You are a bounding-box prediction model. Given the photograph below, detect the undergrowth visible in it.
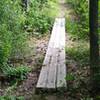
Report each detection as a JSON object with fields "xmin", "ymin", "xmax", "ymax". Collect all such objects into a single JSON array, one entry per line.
[
  {"xmin": 0, "ymin": 0, "xmax": 59, "ymax": 83},
  {"xmin": 65, "ymin": 0, "xmax": 89, "ymax": 40},
  {"xmin": 2, "ymin": 64, "xmax": 31, "ymax": 81},
  {"xmin": 26, "ymin": 0, "xmax": 58, "ymax": 35},
  {"xmin": 0, "ymin": 95, "xmax": 24, "ymax": 100},
  {"xmin": 66, "ymin": 40, "xmax": 89, "ymax": 67}
]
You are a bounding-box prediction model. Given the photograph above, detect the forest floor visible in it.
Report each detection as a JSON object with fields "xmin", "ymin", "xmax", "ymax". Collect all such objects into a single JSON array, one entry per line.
[{"xmin": 0, "ymin": 0, "xmax": 90, "ymax": 100}]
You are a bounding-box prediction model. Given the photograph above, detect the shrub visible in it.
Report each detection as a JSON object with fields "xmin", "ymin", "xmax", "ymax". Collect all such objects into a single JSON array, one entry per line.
[
  {"xmin": 66, "ymin": 0, "xmax": 89, "ymax": 39},
  {"xmin": 0, "ymin": 0, "xmax": 27, "ymax": 70},
  {"xmin": 26, "ymin": 0, "xmax": 54, "ymax": 34},
  {"xmin": 0, "ymin": 96, "xmax": 24, "ymax": 100},
  {"xmin": 3, "ymin": 65, "xmax": 31, "ymax": 80}
]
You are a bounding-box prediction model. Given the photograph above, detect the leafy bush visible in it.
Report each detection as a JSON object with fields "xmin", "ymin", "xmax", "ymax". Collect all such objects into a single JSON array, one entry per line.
[
  {"xmin": 66, "ymin": 0, "xmax": 89, "ymax": 39},
  {"xmin": 0, "ymin": 0, "xmax": 58, "ymax": 79},
  {"xmin": 0, "ymin": 25, "xmax": 12, "ymax": 66},
  {"xmin": 0, "ymin": 96, "xmax": 24, "ymax": 100},
  {"xmin": 0, "ymin": 0, "xmax": 27, "ymax": 69},
  {"xmin": 26, "ymin": 0, "xmax": 54, "ymax": 34},
  {"xmin": 3, "ymin": 65, "xmax": 31, "ymax": 80}
]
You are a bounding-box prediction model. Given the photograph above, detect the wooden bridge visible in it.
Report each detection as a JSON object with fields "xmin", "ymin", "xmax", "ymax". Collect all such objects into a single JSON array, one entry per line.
[{"xmin": 36, "ymin": 18, "xmax": 66, "ymax": 90}]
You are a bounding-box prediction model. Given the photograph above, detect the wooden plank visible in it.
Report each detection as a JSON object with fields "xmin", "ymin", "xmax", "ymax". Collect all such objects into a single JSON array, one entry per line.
[
  {"xmin": 48, "ymin": 18, "xmax": 59, "ymax": 48},
  {"xmin": 46, "ymin": 48, "xmax": 58, "ymax": 88},
  {"xmin": 46, "ymin": 18, "xmax": 66, "ymax": 89},
  {"xmin": 57, "ymin": 18, "xmax": 66, "ymax": 88},
  {"xmin": 37, "ymin": 19, "xmax": 58, "ymax": 88},
  {"xmin": 45, "ymin": 18, "xmax": 61, "ymax": 88},
  {"xmin": 57, "ymin": 49, "xmax": 66, "ymax": 88},
  {"xmin": 37, "ymin": 18, "xmax": 66, "ymax": 90},
  {"xmin": 46, "ymin": 19, "xmax": 60, "ymax": 88}
]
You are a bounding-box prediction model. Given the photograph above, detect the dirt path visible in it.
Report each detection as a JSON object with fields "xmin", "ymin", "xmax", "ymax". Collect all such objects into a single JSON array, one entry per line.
[{"xmin": 58, "ymin": 0, "xmax": 67, "ymax": 17}]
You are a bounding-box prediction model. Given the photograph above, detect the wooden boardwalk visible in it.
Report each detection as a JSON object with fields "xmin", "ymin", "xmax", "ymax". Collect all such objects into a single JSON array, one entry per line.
[{"xmin": 36, "ymin": 18, "xmax": 66, "ymax": 90}]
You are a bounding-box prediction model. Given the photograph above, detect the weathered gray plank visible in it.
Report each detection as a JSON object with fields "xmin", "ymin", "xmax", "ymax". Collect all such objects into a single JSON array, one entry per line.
[
  {"xmin": 36, "ymin": 19, "xmax": 58, "ymax": 88},
  {"xmin": 46, "ymin": 19, "xmax": 60, "ymax": 88},
  {"xmin": 46, "ymin": 49, "xmax": 58, "ymax": 88},
  {"xmin": 36, "ymin": 48, "xmax": 52, "ymax": 88},
  {"xmin": 57, "ymin": 48, "xmax": 66, "ymax": 88},
  {"xmin": 57, "ymin": 18, "xmax": 66, "ymax": 88},
  {"xmin": 36, "ymin": 18, "xmax": 66, "ymax": 90}
]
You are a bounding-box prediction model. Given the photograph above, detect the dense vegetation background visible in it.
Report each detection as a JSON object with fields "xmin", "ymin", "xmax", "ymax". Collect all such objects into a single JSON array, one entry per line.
[
  {"xmin": 0, "ymin": 0, "xmax": 58, "ymax": 99},
  {"xmin": 65, "ymin": 0, "xmax": 89, "ymax": 66},
  {"xmin": 0, "ymin": 0, "xmax": 57, "ymax": 75},
  {"xmin": 66, "ymin": 0, "xmax": 89, "ymax": 39}
]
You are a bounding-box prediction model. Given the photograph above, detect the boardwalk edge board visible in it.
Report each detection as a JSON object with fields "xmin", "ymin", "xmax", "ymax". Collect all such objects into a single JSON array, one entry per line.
[{"xmin": 36, "ymin": 18, "xmax": 66, "ymax": 90}]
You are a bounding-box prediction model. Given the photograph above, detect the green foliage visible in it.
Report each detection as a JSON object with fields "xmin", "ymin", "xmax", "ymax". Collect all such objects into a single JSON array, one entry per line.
[
  {"xmin": 3, "ymin": 65, "xmax": 31, "ymax": 80},
  {"xmin": 0, "ymin": 0, "xmax": 27, "ymax": 69},
  {"xmin": 0, "ymin": 0, "xmax": 58, "ymax": 83},
  {"xmin": 0, "ymin": 96, "xmax": 24, "ymax": 100},
  {"xmin": 66, "ymin": 0, "xmax": 89, "ymax": 39},
  {"xmin": 0, "ymin": 0, "xmax": 57, "ymax": 71},
  {"xmin": 65, "ymin": 73, "xmax": 75, "ymax": 81},
  {"xmin": 26, "ymin": 0, "xmax": 55, "ymax": 34},
  {"xmin": 66, "ymin": 41, "xmax": 89, "ymax": 66},
  {"xmin": 0, "ymin": 25, "xmax": 12, "ymax": 66}
]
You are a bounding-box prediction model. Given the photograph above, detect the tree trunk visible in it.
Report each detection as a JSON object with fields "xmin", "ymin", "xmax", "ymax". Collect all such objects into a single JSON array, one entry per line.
[{"xmin": 89, "ymin": 0, "xmax": 100, "ymax": 96}]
